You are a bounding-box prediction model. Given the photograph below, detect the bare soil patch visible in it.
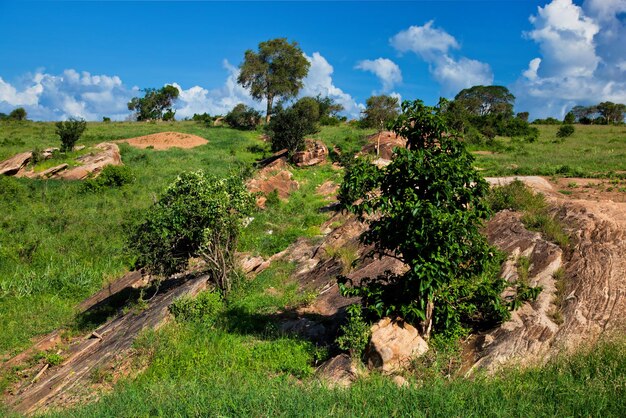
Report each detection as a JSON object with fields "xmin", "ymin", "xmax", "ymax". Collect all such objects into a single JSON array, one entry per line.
[{"xmin": 117, "ymin": 132, "xmax": 208, "ymax": 150}]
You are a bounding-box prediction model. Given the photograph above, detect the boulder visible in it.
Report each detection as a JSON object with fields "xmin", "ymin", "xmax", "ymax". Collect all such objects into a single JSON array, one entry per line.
[
  {"xmin": 239, "ymin": 254, "xmax": 270, "ymax": 276},
  {"xmin": 366, "ymin": 318, "xmax": 428, "ymax": 373},
  {"xmin": 57, "ymin": 142, "xmax": 122, "ymax": 180},
  {"xmin": 246, "ymin": 158, "xmax": 299, "ymax": 208},
  {"xmin": 0, "ymin": 152, "xmax": 32, "ymax": 175},
  {"xmin": 292, "ymin": 139, "xmax": 328, "ymax": 167},
  {"xmin": 361, "ymin": 131, "xmax": 405, "ymax": 160},
  {"xmin": 315, "ymin": 354, "xmax": 359, "ymax": 387}
]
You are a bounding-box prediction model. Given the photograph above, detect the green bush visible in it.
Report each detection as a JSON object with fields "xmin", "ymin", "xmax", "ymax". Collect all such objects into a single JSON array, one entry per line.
[
  {"xmin": 556, "ymin": 124, "xmax": 575, "ymax": 139},
  {"xmin": 83, "ymin": 165, "xmax": 135, "ymax": 192},
  {"xmin": 128, "ymin": 171, "xmax": 254, "ymax": 292},
  {"xmin": 225, "ymin": 104, "xmax": 261, "ymax": 130},
  {"xmin": 268, "ymin": 98, "xmax": 319, "ymax": 155},
  {"xmin": 55, "ymin": 118, "xmax": 87, "ymax": 152},
  {"xmin": 336, "ymin": 305, "xmax": 371, "ymax": 358},
  {"xmin": 169, "ymin": 291, "xmax": 223, "ymax": 324}
]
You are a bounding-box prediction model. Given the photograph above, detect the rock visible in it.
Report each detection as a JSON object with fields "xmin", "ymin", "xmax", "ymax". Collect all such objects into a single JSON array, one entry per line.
[
  {"xmin": 316, "ymin": 180, "xmax": 338, "ymax": 200},
  {"xmin": 280, "ymin": 317, "xmax": 327, "ymax": 343},
  {"xmin": 315, "ymin": 354, "xmax": 359, "ymax": 388},
  {"xmin": 392, "ymin": 374, "xmax": 409, "ymax": 388},
  {"xmin": 57, "ymin": 142, "xmax": 122, "ymax": 180},
  {"xmin": 0, "ymin": 152, "xmax": 32, "ymax": 175},
  {"xmin": 361, "ymin": 131, "xmax": 405, "ymax": 160},
  {"xmin": 246, "ymin": 160, "xmax": 299, "ymax": 208},
  {"xmin": 366, "ymin": 318, "xmax": 428, "ymax": 373},
  {"xmin": 238, "ymin": 254, "xmax": 270, "ymax": 275},
  {"xmin": 37, "ymin": 164, "xmax": 69, "ymax": 179},
  {"xmin": 293, "ymin": 139, "xmax": 328, "ymax": 167}
]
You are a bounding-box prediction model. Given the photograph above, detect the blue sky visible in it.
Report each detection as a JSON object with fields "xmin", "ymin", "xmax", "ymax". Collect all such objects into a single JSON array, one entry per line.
[{"xmin": 0, "ymin": 0, "xmax": 625, "ymax": 121}]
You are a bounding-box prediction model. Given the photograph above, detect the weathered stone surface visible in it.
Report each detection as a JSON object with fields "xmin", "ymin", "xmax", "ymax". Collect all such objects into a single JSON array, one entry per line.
[
  {"xmin": 280, "ymin": 317, "xmax": 327, "ymax": 343},
  {"xmin": 238, "ymin": 254, "xmax": 270, "ymax": 275},
  {"xmin": 293, "ymin": 139, "xmax": 328, "ymax": 167},
  {"xmin": 57, "ymin": 142, "xmax": 122, "ymax": 180},
  {"xmin": 37, "ymin": 164, "xmax": 69, "ymax": 179},
  {"xmin": 366, "ymin": 318, "xmax": 428, "ymax": 373},
  {"xmin": 246, "ymin": 158, "xmax": 299, "ymax": 208},
  {"xmin": 361, "ymin": 131, "xmax": 405, "ymax": 160},
  {"xmin": 0, "ymin": 152, "xmax": 32, "ymax": 175},
  {"xmin": 315, "ymin": 354, "xmax": 359, "ymax": 387}
]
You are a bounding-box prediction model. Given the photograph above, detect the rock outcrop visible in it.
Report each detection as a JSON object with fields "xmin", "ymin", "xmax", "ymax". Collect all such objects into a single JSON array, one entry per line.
[
  {"xmin": 315, "ymin": 354, "xmax": 359, "ymax": 387},
  {"xmin": 0, "ymin": 152, "xmax": 32, "ymax": 175},
  {"xmin": 246, "ymin": 158, "xmax": 299, "ymax": 208},
  {"xmin": 56, "ymin": 143, "xmax": 122, "ymax": 180},
  {"xmin": 293, "ymin": 139, "xmax": 328, "ymax": 167},
  {"xmin": 366, "ymin": 318, "xmax": 428, "ymax": 373}
]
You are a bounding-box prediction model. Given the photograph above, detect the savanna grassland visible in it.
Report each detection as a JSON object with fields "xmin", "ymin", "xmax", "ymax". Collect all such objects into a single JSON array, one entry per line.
[{"xmin": 1, "ymin": 121, "xmax": 625, "ymax": 416}]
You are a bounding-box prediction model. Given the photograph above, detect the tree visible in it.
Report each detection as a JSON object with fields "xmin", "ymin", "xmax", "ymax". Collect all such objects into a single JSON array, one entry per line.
[
  {"xmin": 238, "ymin": 38, "xmax": 310, "ymax": 124},
  {"xmin": 516, "ymin": 112, "xmax": 529, "ymax": 122},
  {"xmin": 8, "ymin": 107, "xmax": 27, "ymax": 121},
  {"xmin": 129, "ymin": 171, "xmax": 254, "ymax": 292},
  {"xmin": 127, "ymin": 85, "xmax": 180, "ymax": 121},
  {"xmin": 225, "ymin": 103, "xmax": 262, "ymax": 130},
  {"xmin": 597, "ymin": 101, "xmax": 626, "ymax": 125},
  {"xmin": 360, "ymin": 95, "xmax": 400, "ymax": 129},
  {"xmin": 314, "ymin": 94, "xmax": 344, "ymax": 125},
  {"xmin": 56, "ymin": 118, "xmax": 87, "ymax": 152},
  {"xmin": 339, "ymin": 99, "xmax": 512, "ymax": 338},
  {"xmin": 563, "ymin": 111, "xmax": 575, "ymax": 124},
  {"xmin": 267, "ymin": 97, "xmax": 319, "ymax": 155},
  {"xmin": 453, "ymin": 85, "xmax": 515, "ymax": 118}
]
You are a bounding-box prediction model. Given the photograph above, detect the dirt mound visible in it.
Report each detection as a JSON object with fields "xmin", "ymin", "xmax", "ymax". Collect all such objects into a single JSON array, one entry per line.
[
  {"xmin": 118, "ymin": 132, "xmax": 208, "ymax": 150},
  {"xmin": 361, "ymin": 131, "xmax": 406, "ymax": 160}
]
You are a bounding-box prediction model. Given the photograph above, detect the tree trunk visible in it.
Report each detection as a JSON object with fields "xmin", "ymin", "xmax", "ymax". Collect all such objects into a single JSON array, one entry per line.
[
  {"xmin": 265, "ymin": 95, "xmax": 274, "ymax": 124},
  {"xmin": 419, "ymin": 300, "xmax": 434, "ymax": 339}
]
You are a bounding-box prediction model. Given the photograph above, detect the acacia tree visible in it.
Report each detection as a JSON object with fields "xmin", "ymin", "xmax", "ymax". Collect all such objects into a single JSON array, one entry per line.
[
  {"xmin": 237, "ymin": 38, "xmax": 310, "ymax": 124},
  {"xmin": 339, "ymin": 99, "xmax": 512, "ymax": 338},
  {"xmin": 597, "ymin": 101, "xmax": 626, "ymax": 125},
  {"xmin": 127, "ymin": 85, "xmax": 180, "ymax": 121},
  {"xmin": 453, "ymin": 85, "xmax": 515, "ymax": 117},
  {"xmin": 360, "ymin": 95, "xmax": 400, "ymax": 129}
]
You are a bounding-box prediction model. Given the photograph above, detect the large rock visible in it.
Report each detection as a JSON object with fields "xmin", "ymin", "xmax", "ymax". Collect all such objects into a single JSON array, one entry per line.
[
  {"xmin": 0, "ymin": 152, "xmax": 32, "ymax": 175},
  {"xmin": 292, "ymin": 139, "xmax": 328, "ymax": 167},
  {"xmin": 366, "ymin": 318, "xmax": 428, "ymax": 373},
  {"xmin": 57, "ymin": 142, "xmax": 122, "ymax": 180},
  {"xmin": 315, "ymin": 354, "xmax": 359, "ymax": 387},
  {"xmin": 361, "ymin": 131, "xmax": 405, "ymax": 160},
  {"xmin": 246, "ymin": 157, "xmax": 299, "ymax": 208}
]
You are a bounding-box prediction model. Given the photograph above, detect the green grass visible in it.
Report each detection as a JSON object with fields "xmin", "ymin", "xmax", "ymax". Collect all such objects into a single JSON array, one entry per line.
[{"xmin": 470, "ymin": 124, "xmax": 626, "ymax": 177}]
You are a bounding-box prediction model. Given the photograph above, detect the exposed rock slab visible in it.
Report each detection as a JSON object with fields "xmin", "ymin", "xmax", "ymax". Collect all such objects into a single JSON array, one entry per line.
[
  {"xmin": 366, "ymin": 318, "xmax": 428, "ymax": 373},
  {"xmin": 0, "ymin": 152, "xmax": 32, "ymax": 175},
  {"xmin": 315, "ymin": 354, "xmax": 359, "ymax": 387},
  {"xmin": 57, "ymin": 142, "xmax": 122, "ymax": 180},
  {"xmin": 361, "ymin": 131, "xmax": 405, "ymax": 160},
  {"xmin": 246, "ymin": 158, "xmax": 299, "ymax": 208},
  {"xmin": 293, "ymin": 139, "xmax": 328, "ymax": 167}
]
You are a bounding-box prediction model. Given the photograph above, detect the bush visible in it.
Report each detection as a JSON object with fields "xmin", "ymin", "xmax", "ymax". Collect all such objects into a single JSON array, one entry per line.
[
  {"xmin": 83, "ymin": 165, "xmax": 135, "ymax": 192},
  {"xmin": 225, "ymin": 104, "xmax": 261, "ymax": 130},
  {"xmin": 8, "ymin": 107, "xmax": 27, "ymax": 121},
  {"xmin": 55, "ymin": 118, "xmax": 87, "ymax": 152},
  {"xmin": 268, "ymin": 98, "xmax": 319, "ymax": 155},
  {"xmin": 128, "ymin": 171, "xmax": 254, "ymax": 292},
  {"xmin": 169, "ymin": 291, "xmax": 223, "ymax": 324},
  {"xmin": 336, "ymin": 305, "xmax": 371, "ymax": 358},
  {"xmin": 102, "ymin": 116, "xmax": 111, "ymax": 123},
  {"xmin": 556, "ymin": 124, "xmax": 575, "ymax": 139}
]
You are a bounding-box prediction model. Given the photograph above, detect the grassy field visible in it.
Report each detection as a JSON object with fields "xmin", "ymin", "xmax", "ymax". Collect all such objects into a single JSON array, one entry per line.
[
  {"xmin": 469, "ymin": 124, "xmax": 626, "ymax": 177},
  {"xmin": 1, "ymin": 120, "xmax": 626, "ymax": 415}
]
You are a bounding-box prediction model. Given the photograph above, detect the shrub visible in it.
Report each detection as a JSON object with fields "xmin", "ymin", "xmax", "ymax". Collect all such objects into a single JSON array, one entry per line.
[
  {"xmin": 556, "ymin": 124, "xmax": 575, "ymax": 139},
  {"xmin": 336, "ymin": 305, "xmax": 371, "ymax": 358},
  {"xmin": 55, "ymin": 118, "xmax": 87, "ymax": 152},
  {"xmin": 338, "ymin": 99, "xmax": 509, "ymax": 338},
  {"xmin": 83, "ymin": 165, "xmax": 135, "ymax": 192},
  {"xmin": 8, "ymin": 107, "xmax": 27, "ymax": 121},
  {"xmin": 102, "ymin": 116, "xmax": 111, "ymax": 123},
  {"xmin": 169, "ymin": 291, "xmax": 223, "ymax": 324},
  {"xmin": 225, "ymin": 103, "xmax": 261, "ymax": 130},
  {"xmin": 128, "ymin": 171, "xmax": 254, "ymax": 292},
  {"xmin": 268, "ymin": 99, "xmax": 319, "ymax": 155}
]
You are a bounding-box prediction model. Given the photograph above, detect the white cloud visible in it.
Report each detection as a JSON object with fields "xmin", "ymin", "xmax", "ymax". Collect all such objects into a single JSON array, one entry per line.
[
  {"xmin": 300, "ymin": 52, "xmax": 363, "ymax": 118},
  {"xmin": 390, "ymin": 21, "xmax": 459, "ymax": 59},
  {"xmin": 431, "ymin": 56, "xmax": 493, "ymax": 96},
  {"xmin": 390, "ymin": 21, "xmax": 493, "ymax": 96},
  {"xmin": 355, "ymin": 58, "xmax": 402, "ymax": 93},
  {"xmin": 513, "ymin": 0, "xmax": 626, "ymax": 120}
]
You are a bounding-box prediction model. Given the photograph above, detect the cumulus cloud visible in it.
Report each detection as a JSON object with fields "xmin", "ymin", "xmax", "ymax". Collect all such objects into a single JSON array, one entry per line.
[
  {"xmin": 300, "ymin": 52, "xmax": 363, "ymax": 118},
  {"xmin": 355, "ymin": 58, "xmax": 402, "ymax": 93},
  {"xmin": 390, "ymin": 21, "xmax": 493, "ymax": 96},
  {"xmin": 0, "ymin": 69, "xmax": 132, "ymax": 120},
  {"xmin": 513, "ymin": 0, "xmax": 626, "ymax": 119}
]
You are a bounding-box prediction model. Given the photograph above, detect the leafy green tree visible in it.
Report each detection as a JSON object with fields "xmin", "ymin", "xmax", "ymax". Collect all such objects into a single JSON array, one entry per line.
[
  {"xmin": 597, "ymin": 101, "xmax": 626, "ymax": 125},
  {"xmin": 454, "ymin": 85, "xmax": 515, "ymax": 118},
  {"xmin": 360, "ymin": 95, "xmax": 400, "ymax": 129},
  {"xmin": 225, "ymin": 104, "xmax": 262, "ymax": 130},
  {"xmin": 129, "ymin": 171, "xmax": 254, "ymax": 292},
  {"xmin": 563, "ymin": 111, "xmax": 575, "ymax": 124},
  {"xmin": 238, "ymin": 38, "xmax": 310, "ymax": 124},
  {"xmin": 268, "ymin": 97, "xmax": 319, "ymax": 155},
  {"xmin": 516, "ymin": 112, "xmax": 529, "ymax": 122},
  {"xmin": 8, "ymin": 107, "xmax": 27, "ymax": 121},
  {"xmin": 127, "ymin": 85, "xmax": 180, "ymax": 121},
  {"xmin": 556, "ymin": 124, "xmax": 575, "ymax": 139},
  {"xmin": 339, "ymin": 99, "xmax": 510, "ymax": 338},
  {"xmin": 314, "ymin": 94, "xmax": 344, "ymax": 125},
  {"xmin": 55, "ymin": 118, "xmax": 87, "ymax": 152}
]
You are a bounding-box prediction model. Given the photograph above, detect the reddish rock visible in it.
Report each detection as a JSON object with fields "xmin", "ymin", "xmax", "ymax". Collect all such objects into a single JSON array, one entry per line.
[
  {"xmin": 246, "ymin": 158, "xmax": 299, "ymax": 208},
  {"xmin": 366, "ymin": 317, "xmax": 428, "ymax": 373},
  {"xmin": 293, "ymin": 139, "xmax": 328, "ymax": 167},
  {"xmin": 57, "ymin": 142, "xmax": 122, "ymax": 180},
  {"xmin": 361, "ymin": 131, "xmax": 406, "ymax": 160},
  {"xmin": 0, "ymin": 152, "xmax": 32, "ymax": 175}
]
